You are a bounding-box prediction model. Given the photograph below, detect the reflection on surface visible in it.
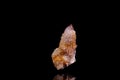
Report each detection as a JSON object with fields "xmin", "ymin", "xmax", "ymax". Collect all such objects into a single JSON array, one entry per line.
[{"xmin": 53, "ymin": 74, "xmax": 76, "ymax": 80}]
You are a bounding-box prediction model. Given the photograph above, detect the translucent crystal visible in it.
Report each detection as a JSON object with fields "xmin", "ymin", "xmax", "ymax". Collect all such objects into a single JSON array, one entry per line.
[{"xmin": 51, "ymin": 24, "xmax": 77, "ymax": 70}]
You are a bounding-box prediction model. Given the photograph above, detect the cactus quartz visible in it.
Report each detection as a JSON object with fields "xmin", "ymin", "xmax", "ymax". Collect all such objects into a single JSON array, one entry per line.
[{"xmin": 51, "ymin": 24, "xmax": 77, "ymax": 70}]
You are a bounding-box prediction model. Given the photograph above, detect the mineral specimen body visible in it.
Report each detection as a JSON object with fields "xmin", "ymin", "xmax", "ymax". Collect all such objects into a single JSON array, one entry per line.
[{"xmin": 51, "ymin": 24, "xmax": 77, "ymax": 70}]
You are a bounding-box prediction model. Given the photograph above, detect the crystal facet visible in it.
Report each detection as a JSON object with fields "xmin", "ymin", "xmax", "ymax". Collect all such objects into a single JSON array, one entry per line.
[{"xmin": 51, "ymin": 24, "xmax": 77, "ymax": 70}]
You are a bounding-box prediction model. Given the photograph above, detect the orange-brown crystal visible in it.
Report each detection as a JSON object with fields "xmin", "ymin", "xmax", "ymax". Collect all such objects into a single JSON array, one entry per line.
[{"xmin": 51, "ymin": 24, "xmax": 77, "ymax": 70}]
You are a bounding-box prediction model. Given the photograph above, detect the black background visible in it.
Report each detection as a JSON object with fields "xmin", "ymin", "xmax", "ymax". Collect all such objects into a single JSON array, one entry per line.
[
  {"xmin": 22, "ymin": 9, "xmax": 90, "ymax": 79},
  {"xmin": 2, "ymin": 2, "xmax": 116, "ymax": 79}
]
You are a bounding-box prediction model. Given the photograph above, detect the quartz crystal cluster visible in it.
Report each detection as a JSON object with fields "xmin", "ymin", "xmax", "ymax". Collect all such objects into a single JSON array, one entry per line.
[{"xmin": 51, "ymin": 24, "xmax": 77, "ymax": 70}]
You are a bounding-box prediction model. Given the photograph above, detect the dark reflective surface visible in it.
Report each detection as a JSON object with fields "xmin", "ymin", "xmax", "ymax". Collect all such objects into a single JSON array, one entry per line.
[{"xmin": 53, "ymin": 74, "xmax": 76, "ymax": 80}]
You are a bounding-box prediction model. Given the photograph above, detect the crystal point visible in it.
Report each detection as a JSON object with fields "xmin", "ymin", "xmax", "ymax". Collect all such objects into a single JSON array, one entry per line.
[{"xmin": 51, "ymin": 24, "xmax": 77, "ymax": 70}]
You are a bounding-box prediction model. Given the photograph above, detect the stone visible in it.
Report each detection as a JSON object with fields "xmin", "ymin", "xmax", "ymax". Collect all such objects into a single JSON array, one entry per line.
[{"xmin": 51, "ymin": 24, "xmax": 77, "ymax": 70}]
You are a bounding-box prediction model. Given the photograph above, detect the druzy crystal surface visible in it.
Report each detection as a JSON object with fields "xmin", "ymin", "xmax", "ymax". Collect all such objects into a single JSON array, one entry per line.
[{"xmin": 51, "ymin": 24, "xmax": 77, "ymax": 70}]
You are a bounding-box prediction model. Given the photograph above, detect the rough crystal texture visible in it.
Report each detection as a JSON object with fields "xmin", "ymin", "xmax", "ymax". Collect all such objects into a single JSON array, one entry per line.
[{"xmin": 51, "ymin": 24, "xmax": 77, "ymax": 70}]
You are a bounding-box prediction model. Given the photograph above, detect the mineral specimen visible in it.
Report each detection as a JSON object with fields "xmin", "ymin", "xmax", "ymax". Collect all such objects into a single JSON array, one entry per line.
[{"xmin": 51, "ymin": 24, "xmax": 77, "ymax": 70}]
